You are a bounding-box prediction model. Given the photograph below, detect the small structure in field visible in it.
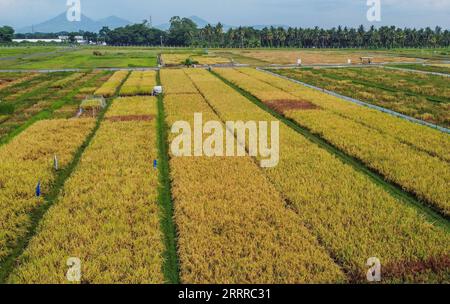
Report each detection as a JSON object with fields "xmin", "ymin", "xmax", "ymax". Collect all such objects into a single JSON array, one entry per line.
[
  {"xmin": 79, "ymin": 96, "xmax": 106, "ymax": 117},
  {"xmin": 153, "ymin": 86, "xmax": 163, "ymax": 96},
  {"xmin": 297, "ymin": 58, "xmax": 302, "ymax": 66},
  {"xmin": 360, "ymin": 57, "xmax": 374, "ymax": 64}
]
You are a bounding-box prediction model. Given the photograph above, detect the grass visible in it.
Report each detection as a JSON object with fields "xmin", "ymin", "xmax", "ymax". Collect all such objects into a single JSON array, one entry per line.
[
  {"xmin": 0, "ymin": 48, "xmax": 159, "ymax": 69},
  {"xmin": 155, "ymin": 70, "xmax": 180, "ymax": 284},
  {"xmin": 0, "ymin": 46, "xmax": 59, "ymax": 58}
]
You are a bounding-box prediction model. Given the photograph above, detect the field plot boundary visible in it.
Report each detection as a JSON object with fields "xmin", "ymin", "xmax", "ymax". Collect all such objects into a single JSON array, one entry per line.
[
  {"xmin": 155, "ymin": 71, "xmax": 181, "ymax": 284},
  {"xmin": 211, "ymin": 69, "xmax": 450, "ymax": 229},
  {"xmin": 259, "ymin": 68, "xmax": 450, "ymax": 134}
]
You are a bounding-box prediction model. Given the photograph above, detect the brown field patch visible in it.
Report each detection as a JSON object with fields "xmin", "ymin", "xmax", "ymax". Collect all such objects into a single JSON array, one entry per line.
[
  {"xmin": 382, "ymin": 254, "xmax": 450, "ymax": 282},
  {"xmin": 105, "ymin": 115, "xmax": 154, "ymax": 122},
  {"xmin": 265, "ymin": 99, "xmax": 320, "ymax": 113},
  {"xmin": 345, "ymin": 254, "xmax": 450, "ymax": 283}
]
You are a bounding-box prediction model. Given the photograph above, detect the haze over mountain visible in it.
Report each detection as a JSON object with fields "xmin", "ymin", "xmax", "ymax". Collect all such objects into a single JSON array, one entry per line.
[
  {"xmin": 17, "ymin": 13, "xmax": 131, "ymax": 33},
  {"xmin": 17, "ymin": 13, "xmax": 286, "ymax": 34}
]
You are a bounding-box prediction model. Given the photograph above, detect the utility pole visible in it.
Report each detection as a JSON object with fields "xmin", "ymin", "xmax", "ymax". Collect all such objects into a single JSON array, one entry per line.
[
  {"xmin": 160, "ymin": 35, "xmax": 163, "ymax": 48},
  {"xmin": 149, "ymin": 16, "xmax": 152, "ymax": 28}
]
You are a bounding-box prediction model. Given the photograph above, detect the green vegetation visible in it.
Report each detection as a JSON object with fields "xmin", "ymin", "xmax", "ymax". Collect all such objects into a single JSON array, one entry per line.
[
  {"xmin": 0, "ymin": 71, "xmax": 111, "ymax": 144},
  {"xmin": 0, "ymin": 47, "xmax": 158, "ymax": 69},
  {"xmin": 0, "ymin": 47, "xmax": 60, "ymax": 58}
]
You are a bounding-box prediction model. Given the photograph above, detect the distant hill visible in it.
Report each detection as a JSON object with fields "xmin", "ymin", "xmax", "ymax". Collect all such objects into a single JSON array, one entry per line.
[
  {"xmin": 17, "ymin": 13, "xmax": 287, "ymax": 34},
  {"xmin": 17, "ymin": 13, "xmax": 131, "ymax": 33}
]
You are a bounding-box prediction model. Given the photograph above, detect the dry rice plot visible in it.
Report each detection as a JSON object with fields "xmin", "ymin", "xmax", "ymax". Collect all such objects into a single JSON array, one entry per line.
[
  {"xmin": 8, "ymin": 96, "xmax": 165, "ymax": 284},
  {"xmin": 161, "ymin": 69, "xmax": 346, "ymax": 284},
  {"xmin": 0, "ymin": 118, "xmax": 96, "ymax": 264},
  {"xmin": 186, "ymin": 68, "xmax": 450, "ymax": 283},
  {"xmin": 94, "ymin": 70, "xmax": 129, "ymax": 97},
  {"xmin": 216, "ymin": 68, "xmax": 450, "ymax": 217},
  {"xmin": 119, "ymin": 71, "xmax": 157, "ymax": 96}
]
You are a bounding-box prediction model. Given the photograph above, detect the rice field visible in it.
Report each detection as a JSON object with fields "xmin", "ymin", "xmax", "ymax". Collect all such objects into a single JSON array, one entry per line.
[
  {"xmin": 388, "ymin": 64, "xmax": 450, "ymax": 75},
  {"xmin": 0, "ymin": 48, "xmax": 449, "ymax": 285},
  {"xmin": 161, "ymin": 53, "xmax": 230, "ymax": 66},
  {"xmin": 0, "ymin": 71, "xmax": 111, "ymax": 142},
  {"xmin": 119, "ymin": 71, "xmax": 157, "ymax": 96},
  {"xmin": 215, "ymin": 67, "xmax": 450, "ymax": 217},
  {"xmin": 271, "ymin": 67, "xmax": 450, "ymax": 127},
  {"xmin": 94, "ymin": 70, "xmax": 129, "ymax": 97},
  {"xmin": 229, "ymin": 49, "xmax": 414, "ymax": 65}
]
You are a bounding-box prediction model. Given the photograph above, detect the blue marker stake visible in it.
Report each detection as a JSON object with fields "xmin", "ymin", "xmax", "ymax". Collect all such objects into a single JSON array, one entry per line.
[
  {"xmin": 35, "ymin": 180, "xmax": 41, "ymax": 197},
  {"xmin": 153, "ymin": 160, "xmax": 157, "ymax": 169}
]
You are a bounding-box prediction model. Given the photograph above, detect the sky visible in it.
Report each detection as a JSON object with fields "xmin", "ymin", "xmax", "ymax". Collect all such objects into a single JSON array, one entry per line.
[{"xmin": 0, "ymin": 0, "xmax": 449, "ymax": 29}]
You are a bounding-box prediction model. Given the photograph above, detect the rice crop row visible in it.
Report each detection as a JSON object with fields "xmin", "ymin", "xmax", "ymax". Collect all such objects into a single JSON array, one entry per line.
[
  {"xmin": 94, "ymin": 70, "xmax": 129, "ymax": 97},
  {"xmin": 0, "ymin": 72, "xmax": 100, "ymax": 141},
  {"xmin": 160, "ymin": 69, "xmax": 198, "ymax": 94},
  {"xmin": 186, "ymin": 68, "xmax": 450, "ymax": 282},
  {"xmin": 0, "ymin": 73, "xmax": 38, "ymax": 91},
  {"xmin": 52, "ymin": 71, "xmax": 113, "ymax": 119},
  {"xmin": 160, "ymin": 69, "xmax": 346, "ymax": 284},
  {"xmin": 119, "ymin": 71, "xmax": 156, "ymax": 96},
  {"xmin": 388, "ymin": 64, "xmax": 450, "ymax": 75},
  {"xmin": 215, "ymin": 68, "xmax": 450, "ymax": 216},
  {"xmin": 240, "ymin": 67, "xmax": 450, "ymax": 161},
  {"xmin": 272, "ymin": 67, "xmax": 450, "ymax": 127},
  {"xmin": 8, "ymin": 96, "xmax": 165, "ymax": 284},
  {"xmin": 50, "ymin": 73, "xmax": 86, "ymax": 88},
  {"xmin": 0, "ymin": 118, "xmax": 96, "ymax": 264},
  {"xmin": 161, "ymin": 53, "xmax": 229, "ymax": 66}
]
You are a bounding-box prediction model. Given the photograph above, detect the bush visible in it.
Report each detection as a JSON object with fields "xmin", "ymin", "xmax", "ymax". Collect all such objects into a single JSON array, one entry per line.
[
  {"xmin": 182, "ymin": 58, "xmax": 199, "ymax": 67},
  {"xmin": 93, "ymin": 51, "xmax": 105, "ymax": 56}
]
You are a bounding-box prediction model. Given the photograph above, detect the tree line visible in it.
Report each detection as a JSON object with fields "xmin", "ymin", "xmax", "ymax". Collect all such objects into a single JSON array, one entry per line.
[{"xmin": 4, "ymin": 17, "xmax": 450, "ymax": 48}]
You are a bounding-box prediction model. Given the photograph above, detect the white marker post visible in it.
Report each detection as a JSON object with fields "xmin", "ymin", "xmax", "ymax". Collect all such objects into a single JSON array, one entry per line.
[{"xmin": 54, "ymin": 155, "xmax": 59, "ymax": 171}]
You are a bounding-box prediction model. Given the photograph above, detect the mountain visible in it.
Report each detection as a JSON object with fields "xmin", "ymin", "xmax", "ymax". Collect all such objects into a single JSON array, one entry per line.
[
  {"xmin": 18, "ymin": 13, "xmax": 286, "ymax": 34},
  {"xmin": 17, "ymin": 13, "xmax": 131, "ymax": 33},
  {"xmin": 188, "ymin": 16, "xmax": 210, "ymax": 28}
]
